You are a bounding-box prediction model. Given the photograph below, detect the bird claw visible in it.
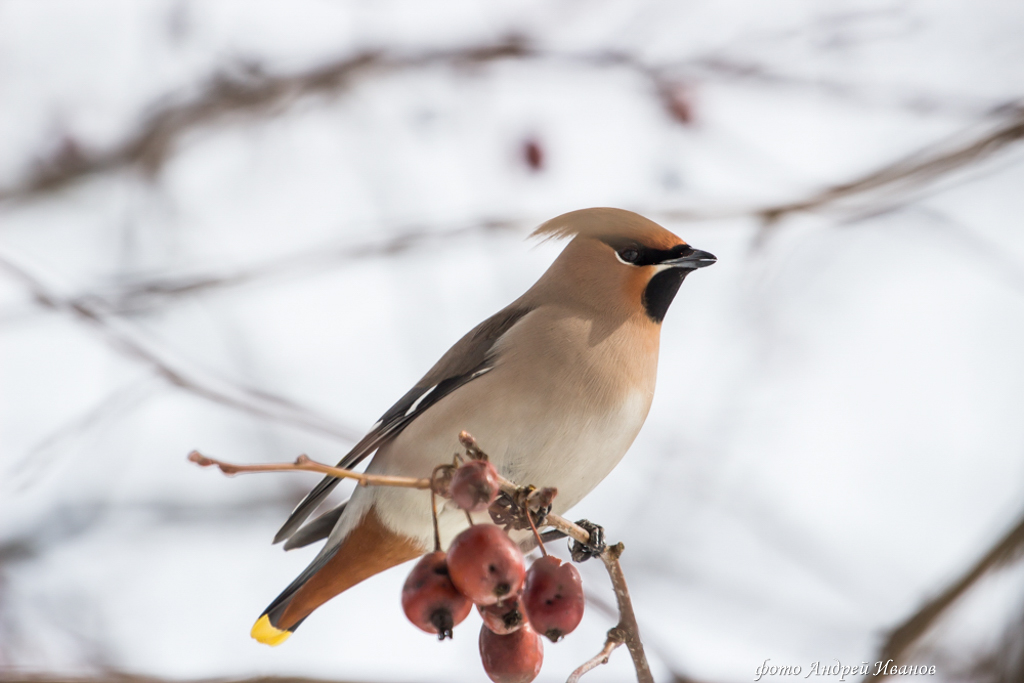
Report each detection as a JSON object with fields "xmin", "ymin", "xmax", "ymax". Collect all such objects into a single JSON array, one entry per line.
[{"xmin": 570, "ymin": 519, "xmax": 606, "ymax": 562}]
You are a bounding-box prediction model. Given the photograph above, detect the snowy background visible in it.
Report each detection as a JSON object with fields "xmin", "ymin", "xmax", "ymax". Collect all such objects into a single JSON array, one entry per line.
[{"xmin": 2, "ymin": 1, "xmax": 1024, "ymax": 682}]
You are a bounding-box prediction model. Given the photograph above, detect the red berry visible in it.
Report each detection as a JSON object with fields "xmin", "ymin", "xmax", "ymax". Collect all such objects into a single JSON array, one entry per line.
[
  {"xmin": 401, "ymin": 551, "xmax": 472, "ymax": 639},
  {"xmin": 479, "ymin": 621, "xmax": 544, "ymax": 683},
  {"xmin": 522, "ymin": 555, "xmax": 584, "ymax": 642},
  {"xmin": 478, "ymin": 593, "xmax": 525, "ymax": 635},
  {"xmin": 447, "ymin": 525, "xmax": 526, "ymax": 606},
  {"xmin": 450, "ymin": 459, "xmax": 501, "ymax": 512}
]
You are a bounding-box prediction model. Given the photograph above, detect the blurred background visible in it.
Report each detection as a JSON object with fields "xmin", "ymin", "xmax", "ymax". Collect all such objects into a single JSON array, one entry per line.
[{"xmin": 2, "ymin": 1, "xmax": 1024, "ymax": 681}]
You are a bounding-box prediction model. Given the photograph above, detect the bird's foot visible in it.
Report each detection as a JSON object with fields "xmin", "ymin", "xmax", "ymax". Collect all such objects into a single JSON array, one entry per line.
[{"xmin": 570, "ymin": 519, "xmax": 606, "ymax": 562}]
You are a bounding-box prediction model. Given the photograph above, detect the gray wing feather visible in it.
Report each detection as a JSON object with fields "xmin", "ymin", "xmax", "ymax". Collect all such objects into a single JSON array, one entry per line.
[
  {"xmin": 272, "ymin": 305, "xmax": 533, "ymax": 544},
  {"xmin": 282, "ymin": 502, "xmax": 347, "ymax": 550}
]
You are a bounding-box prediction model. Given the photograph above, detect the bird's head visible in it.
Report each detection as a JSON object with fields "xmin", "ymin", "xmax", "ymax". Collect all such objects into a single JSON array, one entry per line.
[{"xmin": 530, "ymin": 207, "xmax": 715, "ymax": 323}]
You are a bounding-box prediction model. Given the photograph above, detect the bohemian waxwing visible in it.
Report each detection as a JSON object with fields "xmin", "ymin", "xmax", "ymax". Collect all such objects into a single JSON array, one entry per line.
[{"xmin": 251, "ymin": 207, "xmax": 715, "ymax": 645}]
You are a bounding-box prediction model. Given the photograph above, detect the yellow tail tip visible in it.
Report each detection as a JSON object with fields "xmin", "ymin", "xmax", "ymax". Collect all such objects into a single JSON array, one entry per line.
[{"xmin": 251, "ymin": 614, "xmax": 291, "ymax": 646}]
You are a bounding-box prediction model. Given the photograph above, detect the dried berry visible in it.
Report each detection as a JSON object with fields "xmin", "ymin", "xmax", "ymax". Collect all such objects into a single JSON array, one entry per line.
[
  {"xmin": 401, "ymin": 551, "xmax": 472, "ymax": 639},
  {"xmin": 479, "ymin": 621, "xmax": 544, "ymax": 683},
  {"xmin": 450, "ymin": 459, "xmax": 501, "ymax": 512},
  {"xmin": 447, "ymin": 524, "xmax": 526, "ymax": 606},
  {"xmin": 478, "ymin": 593, "xmax": 525, "ymax": 635},
  {"xmin": 522, "ymin": 555, "xmax": 585, "ymax": 642}
]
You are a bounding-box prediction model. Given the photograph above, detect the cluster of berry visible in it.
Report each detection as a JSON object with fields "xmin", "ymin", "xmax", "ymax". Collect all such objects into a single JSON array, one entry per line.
[{"xmin": 401, "ymin": 458, "xmax": 586, "ymax": 683}]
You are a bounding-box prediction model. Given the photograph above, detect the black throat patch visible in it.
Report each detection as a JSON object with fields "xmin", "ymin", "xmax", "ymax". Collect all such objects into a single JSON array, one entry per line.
[{"xmin": 642, "ymin": 268, "xmax": 688, "ymax": 323}]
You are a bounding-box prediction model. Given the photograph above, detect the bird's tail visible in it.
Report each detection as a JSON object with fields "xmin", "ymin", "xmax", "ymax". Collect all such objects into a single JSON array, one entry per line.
[
  {"xmin": 251, "ymin": 548, "xmax": 336, "ymax": 646},
  {"xmin": 251, "ymin": 505, "xmax": 424, "ymax": 646}
]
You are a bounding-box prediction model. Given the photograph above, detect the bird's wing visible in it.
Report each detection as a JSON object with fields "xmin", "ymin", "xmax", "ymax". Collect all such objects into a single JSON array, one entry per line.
[
  {"xmin": 281, "ymin": 502, "xmax": 347, "ymax": 550},
  {"xmin": 272, "ymin": 304, "xmax": 534, "ymax": 544}
]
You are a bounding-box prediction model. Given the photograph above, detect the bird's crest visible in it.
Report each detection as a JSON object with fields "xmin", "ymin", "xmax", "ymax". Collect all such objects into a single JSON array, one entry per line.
[{"xmin": 531, "ymin": 207, "xmax": 682, "ymax": 250}]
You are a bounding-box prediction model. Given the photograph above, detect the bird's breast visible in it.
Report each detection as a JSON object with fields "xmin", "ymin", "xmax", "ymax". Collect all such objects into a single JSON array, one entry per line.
[{"xmin": 358, "ymin": 309, "xmax": 659, "ymax": 547}]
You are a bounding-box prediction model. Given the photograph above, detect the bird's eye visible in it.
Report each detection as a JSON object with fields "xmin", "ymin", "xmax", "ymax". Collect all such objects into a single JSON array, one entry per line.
[{"xmin": 618, "ymin": 249, "xmax": 640, "ymax": 264}]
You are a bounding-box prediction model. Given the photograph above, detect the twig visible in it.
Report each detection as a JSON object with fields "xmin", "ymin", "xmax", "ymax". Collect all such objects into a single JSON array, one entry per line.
[
  {"xmin": 567, "ymin": 628, "xmax": 626, "ymax": 683},
  {"xmin": 190, "ymin": 433, "xmax": 653, "ymax": 683},
  {"xmin": 866, "ymin": 508, "xmax": 1024, "ymax": 680},
  {"xmin": 598, "ymin": 544, "xmax": 653, "ymax": 683},
  {"xmin": 653, "ymin": 108, "xmax": 1024, "ymax": 238},
  {"xmin": 0, "ymin": 38, "xmax": 672, "ymax": 203},
  {"xmin": 16, "ymin": 108, "xmax": 1020, "ymax": 323},
  {"xmin": 752, "ymin": 112, "xmax": 1024, "ymax": 225},
  {"xmin": 4, "ymin": 26, "xmax": 1015, "ymax": 206},
  {"xmin": 0, "ymin": 253, "xmax": 364, "ymax": 443},
  {"xmin": 73, "ymin": 217, "xmax": 525, "ymax": 315},
  {"xmin": 187, "ymin": 451, "xmax": 430, "ymax": 490}
]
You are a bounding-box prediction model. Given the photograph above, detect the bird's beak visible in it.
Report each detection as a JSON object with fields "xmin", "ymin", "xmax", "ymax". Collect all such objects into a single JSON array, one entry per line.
[{"xmin": 664, "ymin": 248, "xmax": 716, "ymax": 269}]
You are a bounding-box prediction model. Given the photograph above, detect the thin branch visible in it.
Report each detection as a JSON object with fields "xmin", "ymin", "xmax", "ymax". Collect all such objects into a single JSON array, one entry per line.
[
  {"xmin": 465, "ymin": 431, "xmax": 652, "ymax": 681},
  {"xmin": 0, "ymin": 37, "xmax": 665, "ymax": 203},
  {"xmin": 599, "ymin": 544, "xmax": 654, "ymax": 683},
  {"xmin": 73, "ymin": 217, "xmax": 525, "ymax": 315},
  {"xmin": 190, "ymin": 433, "xmax": 652, "ymax": 683},
  {"xmin": 34, "ymin": 107, "xmax": 1024, "ymax": 322},
  {"xmin": 187, "ymin": 451, "xmax": 430, "ymax": 490},
  {"xmin": 4, "ymin": 25, "xmax": 1014, "ymax": 206},
  {"xmin": 567, "ymin": 628, "xmax": 625, "ymax": 683},
  {"xmin": 655, "ymin": 107, "xmax": 1024, "ymax": 236},
  {"xmin": 753, "ymin": 111, "xmax": 1024, "ymax": 224},
  {"xmin": 690, "ymin": 56, "xmax": 1019, "ymax": 119},
  {"xmin": 866, "ymin": 508, "xmax": 1024, "ymax": 680},
  {"xmin": 0, "ymin": 253, "xmax": 364, "ymax": 443}
]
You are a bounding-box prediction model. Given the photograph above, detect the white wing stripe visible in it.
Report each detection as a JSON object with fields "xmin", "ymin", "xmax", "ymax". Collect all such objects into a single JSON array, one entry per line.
[{"xmin": 405, "ymin": 384, "xmax": 438, "ymax": 417}]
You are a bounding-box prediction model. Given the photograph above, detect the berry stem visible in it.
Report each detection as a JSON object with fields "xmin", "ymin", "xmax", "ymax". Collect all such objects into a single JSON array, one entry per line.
[
  {"xmin": 525, "ymin": 502, "xmax": 548, "ymax": 557},
  {"xmin": 429, "ymin": 465, "xmax": 445, "ymax": 551}
]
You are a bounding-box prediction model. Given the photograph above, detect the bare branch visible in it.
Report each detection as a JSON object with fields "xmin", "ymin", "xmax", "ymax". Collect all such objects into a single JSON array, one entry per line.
[
  {"xmin": 38, "ymin": 108, "xmax": 1024, "ymax": 324},
  {"xmin": 76, "ymin": 217, "xmax": 525, "ymax": 315},
  {"xmin": 690, "ymin": 56, "xmax": 1019, "ymax": 119},
  {"xmin": 866, "ymin": 508, "xmax": 1024, "ymax": 680},
  {"xmin": 753, "ymin": 111, "xmax": 1024, "ymax": 224},
  {"xmin": 190, "ymin": 433, "xmax": 653, "ymax": 682},
  {"xmin": 0, "ymin": 253, "xmax": 364, "ymax": 443},
  {"xmin": 0, "ymin": 37, "xmax": 667, "ymax": 203},
  {"xmin": 567, "ymin": 628, "xmax": 625, "ymax": 683},
  {"xmin": 656, "ymin": 107, "xmax": 1024, "ymax": 236},
  {"xmin": 188, "ymin": 451, "xmax": 430, "ymax": 490},
  {"xmin": 598, "ymin": 544, "xmax": 654, "ymax": 683}
]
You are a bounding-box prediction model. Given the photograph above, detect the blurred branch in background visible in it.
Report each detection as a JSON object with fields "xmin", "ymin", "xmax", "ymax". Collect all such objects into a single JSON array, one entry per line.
[
  {"xmin": 3, "ymin": 33, "xmax": 1019, "ymax": 209},
  {"xmin": 69, "ymin": 218, "xmax": 525, "ymax": 315},
  {"xmin": 12, "ymin": 105, "xmax": 1021, "ymax": 324},
  {"xmin": 747, "ymin": 108, "xmax": 1024, "ymax": 240},
  {"xmin": 0, "ymin": 254, "xmax": 363, "ymax": 443},
  {"xmin": 0, "ymin": 36, "xmax": 671, "ymax": 203},
  {"xmin": 657, "ymin": 106, "xmax": 1024, "ymax": 246},
  {"xmin": 868, "ymin": 507, "xmax": 1024, "ymax": 681},
  {"xmin": 3, "ymin": 4, "xmax": 1024, "ymax": 680}
]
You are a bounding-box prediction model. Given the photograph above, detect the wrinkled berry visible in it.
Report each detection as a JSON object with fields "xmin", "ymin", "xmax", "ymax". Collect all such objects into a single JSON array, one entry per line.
[
  {"xmin": 450, "ymin": 459, "xmax": 501, "ymax": 512},
  {"xmin": 401, "ymin": 551, "xmax": 472, "ymax": 639},
  {"xmin": 447, "ymin": 524, "xmax": 526, "ymax": 606},
  {"xmin": 522, "ymin": 555, "xmax": 584, "ymax": 642},
  {"xmin": 478, "ymin": 593, "xmax": 525, "ymax": 635},
  {"xmin": 479, "ymin": 621, "xmax": 544, "ymax": 683}
]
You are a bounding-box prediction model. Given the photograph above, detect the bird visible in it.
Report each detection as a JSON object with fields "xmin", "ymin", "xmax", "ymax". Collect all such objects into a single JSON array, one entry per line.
[{"xmin": 251, "ymin": 207, "xmax": 715, "ymax": 645}]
